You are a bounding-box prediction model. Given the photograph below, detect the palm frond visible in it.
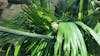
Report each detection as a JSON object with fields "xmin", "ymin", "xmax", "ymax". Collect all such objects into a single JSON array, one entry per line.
[
  {"xmin": 75, "ymin": 21, "xmax": 100, "ymax": 45},
  {"xmin": 14, "ymin": 38, "xmax": 25, "ymax": 56},
  {"xmin": 54, "ymin": 22, "xmax": 87, "ymax": 56},
  {"xmin": 0, "ymin": 0, "xmax": 100, "ymax": 56}
]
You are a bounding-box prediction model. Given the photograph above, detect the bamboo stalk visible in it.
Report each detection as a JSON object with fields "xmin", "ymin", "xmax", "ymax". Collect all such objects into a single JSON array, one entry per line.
[{"xmin": 0, "ymin": 26, "xmax": 54, "ymax": 39}]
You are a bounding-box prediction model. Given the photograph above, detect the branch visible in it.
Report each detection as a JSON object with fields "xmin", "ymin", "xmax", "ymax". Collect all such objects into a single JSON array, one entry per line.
[{"xmin": 0, "ymin": 26, "xmax": 54, "ymax": 39}]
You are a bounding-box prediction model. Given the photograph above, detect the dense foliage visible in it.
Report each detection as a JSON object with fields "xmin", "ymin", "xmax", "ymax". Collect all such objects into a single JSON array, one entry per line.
[{"xmin": 0, "ymin": 0, "xmax": 100, "ymax": 56}]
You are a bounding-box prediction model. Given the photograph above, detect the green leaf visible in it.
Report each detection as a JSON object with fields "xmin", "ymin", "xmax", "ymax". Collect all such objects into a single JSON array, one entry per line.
[
  {"xmin": 6, "ymin": 44, "xmax": 12, "ymax": 56},
  {"xmin": 94, "ymin": 23, "xmax": 100, "ymax": 35},
  {"xmin": 14, "ymin": 38, "xmax": 25, "ymax": 56},
  {"xmin": 75, "ymin": 21, "xmax": 100, "ymax": 45},
  {"xmin": 54, "ymin": 22, "xmax": 64, "ymax": 56},
  {"xmin": 31, "ymin": 39, "xmax": 47, "ymax": 56},
  {"xmin": 55, "ymin": 22, "xmax": 87, "ymax": 56},
  {"xmin": 25, "ymin": 39, "xmax": 38, "ymax": 53}
]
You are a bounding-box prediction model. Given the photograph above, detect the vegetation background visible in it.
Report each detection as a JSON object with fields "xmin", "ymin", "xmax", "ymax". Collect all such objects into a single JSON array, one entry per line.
[{"xmin": 0, "ymin": 0, "xmax": 100, "ymax": 56}]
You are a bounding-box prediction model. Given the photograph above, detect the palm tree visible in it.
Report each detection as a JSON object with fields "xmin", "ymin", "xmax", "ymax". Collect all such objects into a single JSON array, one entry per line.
[{"xmin": 0, "ymin": 0, "xmax": 100, "ymax": 56}]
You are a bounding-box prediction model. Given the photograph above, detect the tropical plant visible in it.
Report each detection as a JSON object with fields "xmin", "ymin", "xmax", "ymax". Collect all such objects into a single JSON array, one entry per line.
[{"xmin": 0, "ymin": 0, "xmax": 100, "ymax": 56}]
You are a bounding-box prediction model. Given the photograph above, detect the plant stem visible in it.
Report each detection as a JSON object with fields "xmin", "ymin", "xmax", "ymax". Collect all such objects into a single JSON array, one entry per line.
[
  {"xmin": 78, "ymin": 0, "xmax": 84, "ymax": 20},
  {"xmin": 0, "ymin": 26, "xmax": 54, "ymax": 39}
]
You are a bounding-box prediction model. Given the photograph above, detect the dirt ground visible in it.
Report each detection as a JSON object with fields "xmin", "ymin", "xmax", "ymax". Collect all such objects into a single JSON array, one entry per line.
[{"xmin": 0, "ymin": 0, "xmax": 24, "ymax": 19}]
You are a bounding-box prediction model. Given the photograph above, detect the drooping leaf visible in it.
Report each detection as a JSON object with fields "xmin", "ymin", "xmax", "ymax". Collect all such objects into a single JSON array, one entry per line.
[
  {"xmin": 55, "ymin": 22, "xmax": 87, "ymax": 56},
  {"xmin": 75, "ymin": 21, "xmax": 100, "ymax": 45}
]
